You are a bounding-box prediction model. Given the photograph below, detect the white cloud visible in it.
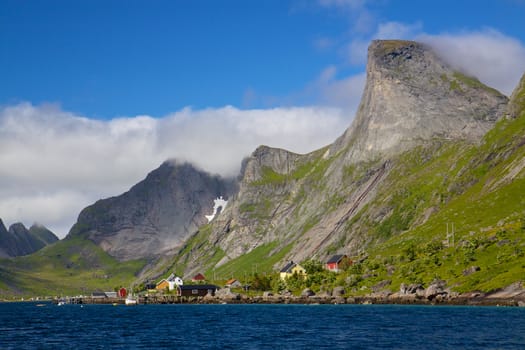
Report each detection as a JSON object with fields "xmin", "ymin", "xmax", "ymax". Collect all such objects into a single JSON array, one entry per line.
[
  {"xmin": 375, "ymin": 21, "xmax": 423, "ymax": 41},
  {"xmin": 316, "ymin": 0, "xmax": 525, "ymax": 96},
  {"xmin": 318, "ymin": 0, "xmax": 375, "ymax": 34},
  {"xmin": 418, "ymin": 29, "xmax": 525, "ymax": 96},
  {"xmin": 318, "ymin": 0, "xmax": 367, "ymax": 9},
  {"xmin": 339, "ymin": 21, "xmax": 525, "ymax": 96},
  {"xmin": 313, "ymin": 67, "xmax": 366, "ymax": 111},
  {"xmin": 0, "ymin": 103, "xmax": 349, "ymax": 238}
]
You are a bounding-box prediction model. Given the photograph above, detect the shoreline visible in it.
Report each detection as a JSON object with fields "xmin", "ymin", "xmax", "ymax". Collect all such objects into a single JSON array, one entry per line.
[{"xmin": 38, "ymin": 293, "xmax": 525, "ymax": 307}]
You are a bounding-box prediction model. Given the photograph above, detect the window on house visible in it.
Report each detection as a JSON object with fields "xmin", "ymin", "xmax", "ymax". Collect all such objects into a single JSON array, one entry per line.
[{"xmin": 192, "ymin": 289, "xmax": 198, "ymax": 294}]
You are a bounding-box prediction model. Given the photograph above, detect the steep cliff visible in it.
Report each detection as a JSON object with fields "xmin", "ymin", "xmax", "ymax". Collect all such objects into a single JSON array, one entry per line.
[
  {"xmin": 67, "ymin": 161, "xmax": 237, "ymax": 261},
  {"xmin": 172, "ymin": 40, "xmax": 510, "ymax": 278},
  {"xmin": 330, "ymin": 40, "xmax": 508, "ymax": 163}
]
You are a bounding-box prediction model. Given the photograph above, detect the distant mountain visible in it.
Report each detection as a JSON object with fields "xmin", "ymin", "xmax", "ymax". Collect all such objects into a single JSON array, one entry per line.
[
  {"xmin": 67, "ymin": 161, "xmax": 238, "ymax": 261},
  {"xmin": 0, "ymin": 219, "xmax": 58, "ymax": 258}
]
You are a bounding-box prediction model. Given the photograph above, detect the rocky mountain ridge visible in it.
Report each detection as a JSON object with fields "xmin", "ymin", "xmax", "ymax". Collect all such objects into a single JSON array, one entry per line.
[
  {"xmin": 67, "ymin": 161, "xmax": 237, "ymax": 261},
  {"xmin": 0, "ymin": 219, "xmax": 58, "ymax": 258}
]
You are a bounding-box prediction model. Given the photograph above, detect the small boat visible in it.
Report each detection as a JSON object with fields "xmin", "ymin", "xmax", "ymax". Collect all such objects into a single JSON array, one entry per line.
[
  {"xmin": 125, "ymin": 294, "xmax": 138, "ymax": 306},
  {"xmin": 57, "ymin": 301, "xmax": 65, "ymax": 306},
  {"xmin": 125, "ymin": 298, "xmax": 137, "ymax": 305},
  {"xmin": 125, "ymin": 286, "xmax": 138, "ymax": 305}
]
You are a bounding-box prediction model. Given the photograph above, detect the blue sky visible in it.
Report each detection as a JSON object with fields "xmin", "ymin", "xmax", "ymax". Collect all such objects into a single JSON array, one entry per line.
[
  {"xmin": 2, "ymin": 0, "xmax": 525, "ymax": 118},
  {"xmin": 1, "ymin": 0, "xmax": 525, "ymax": 237}
]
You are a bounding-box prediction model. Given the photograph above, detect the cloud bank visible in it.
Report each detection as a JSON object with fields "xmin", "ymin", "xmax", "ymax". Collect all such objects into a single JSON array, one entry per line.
[
  {"xmin": 0, "ymin": 103, "xmax": 350, "ymax": 237},
  {"xmin": 318, "ymin": 0, "xmax": 525, "ymax": 96},
  {"xmin": 418, "ymin": 29, "xmax": 525, "ymax": 96}
]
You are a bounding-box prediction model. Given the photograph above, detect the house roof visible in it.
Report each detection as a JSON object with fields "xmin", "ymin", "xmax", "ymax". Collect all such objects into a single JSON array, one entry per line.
[
  {"xmin": 225, "ymin": 278, "xmax": 238, "ymax": 285},
  {"xmin": 280, "ymin": 261, "xmax": 296, "ymax": 273},
  {"xmin": 327, "ymin": 255, "xmax": 347, "ymax": 264},
  {"xmin": 156, "ymin": 279, "xmax": 168, "ymax": 286},
  {"xmin": 179, "ymin": 284, "xmax": 218, "ymax": 291},
  {"xmin": 192, "ymin": 273, "xmax": 206, "ymax": 280}
]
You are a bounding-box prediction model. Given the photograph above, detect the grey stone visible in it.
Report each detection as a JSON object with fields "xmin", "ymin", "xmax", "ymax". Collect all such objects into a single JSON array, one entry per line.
[
  {"xmin": 301, "ymin": 288, "xmax": 315, "ymax": 297},
  {"xmin": 463, "ymin": 266, "xmax": 481, "ymax": 276},
  {"xmin": 332, "ymin": 286, "xmax": 346, "ymax": 296}
]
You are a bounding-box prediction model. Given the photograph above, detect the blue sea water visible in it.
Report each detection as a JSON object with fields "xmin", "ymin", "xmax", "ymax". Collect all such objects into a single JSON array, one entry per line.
[{"xmin": 0, "ymin": 303, "xmax": 524, "ymax": 349}]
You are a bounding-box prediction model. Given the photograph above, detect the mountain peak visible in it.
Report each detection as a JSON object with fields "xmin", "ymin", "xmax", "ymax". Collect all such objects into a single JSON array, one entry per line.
[
  {"xmin": 331, "ymin": 40, "xmax": 508, "ymax": 164},
  {"xmin": 67, "ymin": 161, "xmax": 238, "ymax": 261},
  {"xmin": 0, "ymin": 220, "xmax": 57, "ymax": 258}
]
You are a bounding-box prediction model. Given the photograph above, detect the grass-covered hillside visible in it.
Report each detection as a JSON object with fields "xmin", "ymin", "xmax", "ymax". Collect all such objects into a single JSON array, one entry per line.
[
  {"xmin": 357, "ymin": 80, "xmax": 525, "ymax": 294},
  {"xmin": 0, "ymin": 236, "xmax": 146, "ymax": 298}
]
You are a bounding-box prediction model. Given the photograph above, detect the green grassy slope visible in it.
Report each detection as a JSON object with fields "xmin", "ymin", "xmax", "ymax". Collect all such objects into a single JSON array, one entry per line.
[
  {"xmin": 0, "ymin": 236, "xmax": 146, "ymax": 298},
  {"xmin": 320, "ymin": 87, "xmax": 525, "ymax": 294}
]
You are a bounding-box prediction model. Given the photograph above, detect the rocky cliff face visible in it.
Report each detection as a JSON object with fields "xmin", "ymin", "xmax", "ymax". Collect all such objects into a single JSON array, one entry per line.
[
  {"xmin": 0, "ymin": 219, "xmax": 58, "ymax": 258},
  {"xmin": 507, "ymin": 73, "xmax": 525, "ymax": 119},
  {"xmin": 174, "ymin": 40, "xmax": 511, "ymax": 276},
  {"xmin": 330, "ymin": 40, "xmax": 508, "ymax": 164},
  {"xmin": 67, "ymin": 161, "xmax": 237, "ymax": 261}
]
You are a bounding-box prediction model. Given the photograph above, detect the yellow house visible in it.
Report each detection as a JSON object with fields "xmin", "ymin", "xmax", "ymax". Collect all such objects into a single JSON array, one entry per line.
[
  {"xmin": 279, "ymin": 261, "xmax": 307, "ymax": 281},
  {"xmin": 156, "ymin": 279, "xmax": 170, "ymax": 291}
]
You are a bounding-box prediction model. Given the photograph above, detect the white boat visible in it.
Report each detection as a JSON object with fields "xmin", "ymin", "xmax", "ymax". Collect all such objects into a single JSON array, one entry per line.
[{"xmin": 125, "ymin": 294, "xmax": 138, "ymax": 305}]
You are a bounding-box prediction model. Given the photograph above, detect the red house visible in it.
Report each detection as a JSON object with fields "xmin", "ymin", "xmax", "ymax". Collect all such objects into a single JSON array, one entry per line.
[
  {"xmin": 118, "ymin": 287, "xmax": 127, "ymax": 298},
  {"xmin": 191, "ymin": 273, "xmax": 206, "ymax": 282},
  {"xmin": 326, "ymin": 255, "xmax": 351, "ymax": 272}
]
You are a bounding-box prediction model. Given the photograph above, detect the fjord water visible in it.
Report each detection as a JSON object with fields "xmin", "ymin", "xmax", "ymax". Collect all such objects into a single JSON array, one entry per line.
[{"xmin": 1, "ymin": 303, "xmax": 524, "ymax": 349}]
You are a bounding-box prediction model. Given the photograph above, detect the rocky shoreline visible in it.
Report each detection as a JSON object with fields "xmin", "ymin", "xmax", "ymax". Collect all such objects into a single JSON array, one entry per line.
[{"xmin": 59, "ymin": 281, "xmax": 525, "ymax": 307}]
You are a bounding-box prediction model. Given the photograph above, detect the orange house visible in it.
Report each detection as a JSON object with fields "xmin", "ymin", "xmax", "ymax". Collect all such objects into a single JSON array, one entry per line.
[{"xmin": 156, "ymin": 279, "xmax": 170, "ymax": 291}]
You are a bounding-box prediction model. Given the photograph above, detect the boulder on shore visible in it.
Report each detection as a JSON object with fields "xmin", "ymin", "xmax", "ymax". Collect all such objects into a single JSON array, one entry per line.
[
  {"xmin": 424, "ymin": 279, "xmax": 448, "ymax": 301},
  {"xmin": 215, "ymin": 288, "xmax": 240, "ymax": 301},
  {"xmin": 332, "ymin": 286, "xmax": 345, "ymax": 296},
  {"xmin": 301, "ymin": 288, "xmax": 315, "ymax": 297}
]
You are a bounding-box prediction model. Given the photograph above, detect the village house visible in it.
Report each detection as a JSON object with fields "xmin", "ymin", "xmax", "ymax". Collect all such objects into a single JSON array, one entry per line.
[
  {"xmin": 156, "ymin": 279, "xmax": 172, "ymax": 291},
  {"xmin": 145, "ymin": 283, "xmax": 157, "ymax": 291},
  {"xmin": 225, "ymin": 278, "xmax": 242, "ymax": 288},
  {"xmin": 177, "ymin": 284, "xmax": 218, "ymax": 297},
  {"xmin": 118, "ymin": 287, "xmax": 127, "ymax": 298},
  {"xmin": 325, "ymin": 254, "xmax": 352, "ymax": 272},
  {"xmin": 156, "ymin": 274, "xmax": 184, "ymax": 291},
  {"xmin": 191, "ymin": 273, "xmax": 206, "ymax": 282},
  {"xmin": 279, "ymin": 261, "xmax": 307, "ymax": 281}
]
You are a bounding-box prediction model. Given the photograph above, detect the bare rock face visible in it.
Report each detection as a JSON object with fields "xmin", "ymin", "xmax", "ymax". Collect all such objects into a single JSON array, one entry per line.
[
  {"xmin": 67, "ymin": 161, "xmax": 237, "ymax": 261},
  {"xmin": 507, "ymin": 73, "xmax": 525, "ymax": 118},
  {"xmin": 240, "ymin": 146, "xmax": 301, "ymax": 183},
  {"xmin": 331, "ymin": 40, "xmax": 508, "ymax": 164},
  {"xmin": 0, "ymin": 219, "xmax": 58, "ymax": 258}
]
